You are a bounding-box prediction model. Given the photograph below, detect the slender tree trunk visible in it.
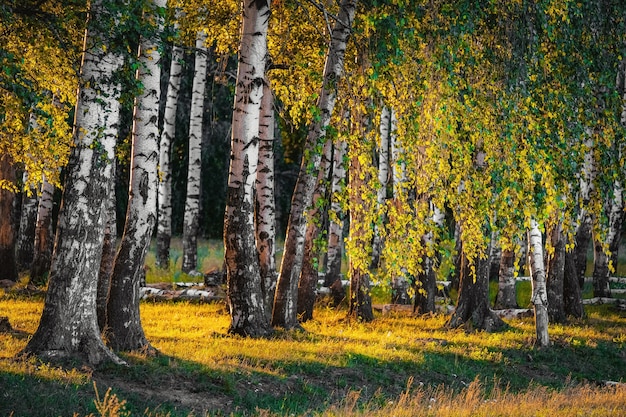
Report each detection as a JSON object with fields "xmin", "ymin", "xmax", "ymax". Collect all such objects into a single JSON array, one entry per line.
[
  {"xmin": 593, "ymin": 178, "xmax": 624, "ymax": 298},
  {"xmin": 21, "ymin": 0, "xmax": 125, "ymax": 365},
  {"xmin": 447, "ymin": 240, "xmax": 506, "ymax": 332},
  {"xmin": 371, "ymin": 105, "xmax": 390, "ymax": 268},
  {"xmin": 0, "ymin": 154, "xmax": 18, "ymax": 282},
  {"xmin": 494, "ymin": 247, "xmax": 518, "ymax": 309},
  {"xmin": 297, "ymin": 138, "xmax": 332, "ymax": 322},
  {"xmin": 528, "ymin": 219, "xmax": 550, "ymax": 347},
  {"xmin": 97, "ymin": 176, "xmax": 116, "ymax": 332},
  {"xmin": 546, "ymin": 222, "xmax": 566, "ymax": 323},
  {"xmin": 325, "ymin": 141, "xmax": 347, "ymax": 306},
  {"xmin": 156, "ymin": 21, "xmax": 184, "ymax": 269},
  {"xmin": 29, "ymin": 176, "xmax": 56, "ymax": 286},
  {"xmin": 224, "ymin": 0, "xmax": 273, "ymax": 337},
  {"xmin": 563, "ymin": 248, "xmax": 584, "ymax": 318},
  {"xmin": 488, "ymin": 230, "xmax": 502, "ymax": 282},
  {"xmin": 414, "ymin": 204, "xmax": 444, "ymax": 314},
  {"xmin": 182, "ymin": 31, "xmax": 208, "ymax": 274},
  {"xmin": 106, "ymin": 0, "xmax": 165, "ymax": 352},
  {"xmin": 256, "ymin": 80, "xmax": 278, "ymax": 320},
  {"xmin": 16, "ymin": 172, "xmax": 38, "ymax": 271},
  {"xmin": 273, "ymin": 0, "xmax": 357, "ymax": 329}
]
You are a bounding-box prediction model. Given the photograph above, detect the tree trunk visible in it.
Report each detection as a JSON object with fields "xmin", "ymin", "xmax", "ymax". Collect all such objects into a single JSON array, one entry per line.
[
  {"xmin": 273, "ymin": 0, "xmax": 357, "ymax": 330},
  {"xmin": 447, "ymin": 243, "xmax": 506, "ymax": 332},
  {"xmin": 528, "ymin": 219, "xmax": 550, "ymax": 348},
  {"xmin": 97, "ymin": 177, "xmax": 116, "ymax": 332},
  {"xmin": 297, "ymin": 138, "xmax": 332, "ymax": 322},
  {"xmin": 0, "ymin": 154, "xmax": 18, "ymax": 282},
  {"xmin": 546, "ymin": 222, "xmax": 566, "ymax": 323},
  {"xmin": 156, "ymin": 22, "xmax": 184, "ymax": 270},
  {"xmin": 21, "ymin": 0, "xmax": 125, "ymax": 366},
  {"xmin": 325, "ymin": 141, "xmax": 347, "ymax": 306},
  {"xmin": 494, "ymin": 248, "xmax": 518, "ymax": 309},
  {"xmin": 371, "ymin": 105, "xmax": 390, "ymax": 268},
  {"xmin": 488, "ymin": 230, "xmax": 501, "ymax": 282},
  {"xmin": 16, "ymin": 173, "xmax": 38, "ymax": 272},
  {"xmin": 256, "ymin": 80, "xmax": 278, "ymax": 320},
  {"xmin": 593, "ymin": 178, "xmax": 624, "ymax": 298},
  {"xmin": 106, "ymin": 0, "xmax": 165, "ymax": 352},
  {"xmin": 224, "ymin": 0, "xmax": 273, "ymax": 337},
  {"xmin": 182, "ymin": 31, "xmax": 208, "ymax": 274},
  {"xmin": 563, "ymin": 247, "xmax": 584, "ymax": 318},
  {"xmin": 574, "ymin": 215, "xmax": 592, "ymax": 288},
  {"xmin": 29, "ymin": 176, "xmax": 56, "ymax": 286},
  {"xmin": 414, "ymin": 204, "xmax": 444, "ymax": 314}
]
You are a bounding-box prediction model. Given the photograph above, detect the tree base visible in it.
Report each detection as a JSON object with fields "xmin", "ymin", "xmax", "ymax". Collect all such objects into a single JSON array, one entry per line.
[{"xmin": 447, "ymin": 307, "xmax": 508, "ymax": 332}]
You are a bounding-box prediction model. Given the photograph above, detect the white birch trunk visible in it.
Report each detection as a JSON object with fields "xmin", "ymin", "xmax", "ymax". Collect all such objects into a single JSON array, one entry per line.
[
  {"xmin": 182, "ymin": 31, "xmax": 208, "ymax": 274},
  {"xmin": 528, "ymin": 219, "xmax": 550, "ymax": 347},
  {"xmin": 23, "ymin": 0, "xmax": 125, "ymax": 365},
  {"xmin": 325, "ymin": 140, "xmax": 347, "ymax": 305},
  {"xmin": 371, "ymin": 105, "xmax": 390, "ymax": 267},
  {"xmin": 256, "ymin": 80, "xmax": 278, "ymax": 318},
  {"xmin": 16, "ymin": 171, "xmax": 38, "ymax": 271},
  {"xmin": 273, "ymin": 0, "xmax": 357, "ymax": 329},
  {"xmin": 107, "ymin": 0, "xmax": 165, "ymax": 351},
  {"xmin": 29, "ymin": 175, "xmax": 56, "ymax": 285},
  {"xmin": 156, "ymin": 17, "xmax": 184, "ymax": 269},
  {"xmin": 389, "ymin": 109, "xmax": 404, "ymax": 198},
  {"xmin": 224, "ymin": 0, "xmax": 272, "ymax": 337}
]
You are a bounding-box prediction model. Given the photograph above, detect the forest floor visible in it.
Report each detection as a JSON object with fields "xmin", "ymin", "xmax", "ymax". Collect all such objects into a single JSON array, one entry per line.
[{"xmin": 1, "ymin": 287, "xmax": 626, "ymax": 416}]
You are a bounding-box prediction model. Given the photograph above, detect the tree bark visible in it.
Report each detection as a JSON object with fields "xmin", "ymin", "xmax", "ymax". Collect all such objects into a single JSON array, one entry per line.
[
  {"xmin": 563, "ymin": 247, "xmax": 584, "ymax": 318},
  {"xmin": 297, "ymin": 138, "xmax": 332, "ymax": 322},
  {"xmin": 256, "ymin": 80, "xmax": 278, "ymax": 320},
  {"xmin": 97, "ymin": 177, "xmax": 116, "ymax": 332},
  {"xmin": 21, "ymin": 0, "xmax": 125, "ymax": 366},
  {"xmin": 224, "ymin": 0, "xmax": 273, "ymax": 337},
  {"xmin": 546, "ymin": 222, "xmax": 566, "ymax": 323},
  {"xmin": 414, "ymin": 204, "xmax": 444, "ymax": 314},
  {"xmin": 273, "ymin": 0, "xmax": 357, "ymax": 330},
  {"xmin": 494, "ymin": 248, "xmax": 518, "ymax": 309},
  {"xmin": 0, "ymin": 154, "xmax": 18, "ymax": 282},
  {"xmin": 182, "ymin": 31, "xmax": 208, "ymax": 274},
  {"xmin": 325, "ymin": 141, "xmax": 347, "ymax": 306},
  {"xmin": 447, "ymin": 242, "xmax": 506, "ymax": 332},
  {"xmin": 16, "ymin": 173, "xmax": 38, "ymax": 272},
  {"xmin": 156, "ymin": 19, "xmax": 184, "ymax": 270},
  {"xmin": 528, "ymin": 219, "xmax": 550, "ymax": 347},
  {"xmin": 29, "ymin": 176, "xmax": 56, "ymax": 286},
  {"xmin": 106, "ymin": 0, "xmax": 165, "ymax": 352}
]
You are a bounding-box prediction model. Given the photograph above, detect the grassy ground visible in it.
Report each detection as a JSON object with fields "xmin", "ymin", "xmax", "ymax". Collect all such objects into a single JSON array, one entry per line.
[{"xmin": 1, "ymin": 239, "xmax": 625, "ymax": 416}]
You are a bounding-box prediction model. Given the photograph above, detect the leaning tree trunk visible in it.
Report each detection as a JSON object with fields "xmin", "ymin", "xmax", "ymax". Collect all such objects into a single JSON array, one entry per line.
[
  {"xmin": 273, "ymin": 0, "xmax": 357, "ymax": 330},
  {"xmin": 29, "ymin": 176, "xmax": 56, "ymax": 286},
  {"xmin": 0, "ymin": 154, "xmax": 18, "ymax": 282},
  {"xmin": 182, "ymin": 31, "xmax": 208, "ymax": 274},
  {"xmin": 156, "ymin": 21, "xmax": 184, "ymax": 269},
  {"xmin": 494, "ymin": 247, "xmax": 518, "ymax": 309},
  {"xmin": 97, "ymin": 176, "xmax": 116, "ymax": 332},
  {"xmin": 325, "ymin": 140, "xmax": 347, "ymax": 306},
  {"xmin": 546, "ymin": 221, "xmax": 566, "ymax": 323},
  {"xmin": 16, "ymin": 172, "xmax": 38, "ymax": 271},
  {"xmin": 371, "ymin": 105, "xmax": 390, "ymax": 268},
  {"xmin": 447, "ymin": 242, "xmax": 506, "ymax": 332},
  {"xmin": 256, "ymin": 80, "xmax": 278, "ymax": 320},
  {"xmin": 106, "ymin": 0, "xmax": 165, "ymax": 352},
  {"xmin": 528, "ymin": 219, "xmax": 550, "ymax": 347},
  {"xmin": 224, "ymin": 0, "xmax": 273, "ymax": 337},
  {"xmin": 297, "ymin": 138, "xmax": 332, "ymax": 322},
  {"xmin": 21, "ymin": 0, "xmax": 125, "ymax": 366},
  {"xmin": 592, "ymin": 178, "xmax": 624, "ymax": 298}
]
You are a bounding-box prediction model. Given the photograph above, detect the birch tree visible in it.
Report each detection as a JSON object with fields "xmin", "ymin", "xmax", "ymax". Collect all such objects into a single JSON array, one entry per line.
[
  {"xmin": 16, "ymin": 173, "xmax": 38, "ymax": 271},
  {"xmin": 106, "ymin": 0, "xmax": 166, "ymax": 352},
  {"xmin": 528, "ymin": 219, "xmax": 550, "ymax": 347},
  {"xmin": 0, "ymin": 154, "xmax": 18, "ymax": 282},
  {"xmin": 224, "ymin": 0, "xmax": 273, "ymax": 337},
  {"xmin": 182, "ymin": 31, "xmax": 208, "ymax": 275},
  {"xmin": 156, "ymin": 15, "xmax": 184, "ymax": 269},
  {"xmin": 273, "ymin": 0, "xmax": 357, "ymax": 330},
  {"xmin": 21, "ymin": 0, "xmax": 125, "ymax": 365},
  {"xmin": 29, "ymin": 176, "xmax": 56, "ymax": 286},
  {"xmin": 371, "ymin": 105, "xmax": 390, "ymax": 268},
  {"xmin": 256, "ymin": 80, "xmax": 278, "ymax": 318}
]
